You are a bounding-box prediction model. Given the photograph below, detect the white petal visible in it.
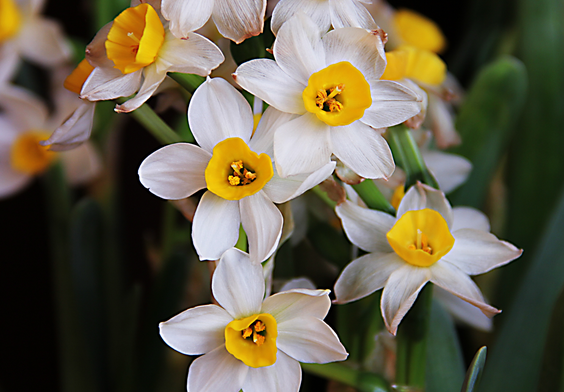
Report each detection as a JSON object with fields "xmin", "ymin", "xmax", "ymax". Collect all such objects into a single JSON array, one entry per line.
[
  {"xmin": 279, "ymin": 278, "xmax": 317, "ymax": 291},
  {"xmin": 248, "ymin": 107, "xmax": 298, "ymax": 157},
  {"xmin": 427, "ymin": 94, "xmax": 461, "ymax": 149},
  {"xmin": 397, "ymin": 183, "xmax": 453, "ymax": 228},
  {"xmin": 261, "ymin": 289, "xmax": 331, "ymax": 323},
  {"xmin": 159, "ymin": 304, "xmax": 233, "ymax": 355},
  {"xmin": 80, "ymin": 67, "xmax": 142, "ymax": 102},
  {"xmin": 330, "ymin": 121, "xmax": 394, "ymax": 179},
  {"xmin": 213, "ymin": 248, "xmax": 264, "ymax": 318},
  {"xmin": 277, "ymin": 316, "xmax": 348, "ymax": 363},
  {"xmin": 361, "ymin": 81, "xmax": 423, "ymax": 128},
  {"xmin": 212, "ymin": 0, "xmax": 266, "ymax": 44},
  {"xmin": 41, "ymin": 101, "xmax": 96, "ymax": 151},
  {"xmin": 17, "ymin": 18, "xmax": 71, "ymax": 66},
  {"xmin": 433, "ymin": 287, "xmax": 493, "ymax": 332},
  {"xmin": 273, "ymin": 13, "xmax": 326, "ymax": 85},
  {"xmin": 192, "ymin": 192, "xmax": 241, "ymax": 261},
  {"xmin": 115, "ymin": 65, "xmax": 167, "ymax": 113},
  {"xmin": 161, "ymin": 0, "xmax": 213, "ymax": 39},
  {"xmin": 189, "ymin": 77, "xmax": 253, "ymax": 153},
  {"xmin": 444, "ymin": 229, "xmax": 522, "ymax": 275},
  {"xmin": 243, "ymin": 351, "xmax": 301, "ymax": 392},
  {"xmin": 263, "ymin": 162, "xmax": 335, "ymax": 204},
  {"xmin": 138, "ymin": 143, "xmax": 210, "ymax": 200},
  {"xmin": 334, "ymin": 252, "xmax": 404, "ymax": 304},
  {"xmin": 322, "ymin": 27, "xmax": 384, "ymax": 80},
  {"xmin": 429, "ymin": 260, "xmax": 500, "ymax": 317},
  {"xmin": 381, "ymin": 265, "xmax": 430, "ymax": 335},
  {"xmin": 271, "ymin": 0, "xmax": 331, "ymax": 35},
  {"xmin": 234, "ymin": 59, "xmax": 306, "ymax": 114},
  {"xmin": 60, "ymin": 142, "xmax": 102, "ymax": 185},
  {"xmin": 335, "ymin": 200, "xmax": 395, "ymax": 253},
  {"xmin": 451, "ymin": 207, "xmax": 490, "ymax": 232},
  {"xmin": 240, "ymin": 191, "xmax": 283, "ymax": 264},
  {"xmin": 328, "ymin": 0, "xmax": 378, "ymax": 29},
  {"xmin": 0, "ymin": 84, "xmax": 48, "ymax": 130},
  {"xmin": 273, "ymin": 113, "xmax": 331, "ymax": 177},
  {"xmin": 423, "ymin": 150, "xmax": 472, "ymax": 194},
  {"xmin": 187, "ymin": 346, "xmax": 248, "ymax": 392},
  {"xmin": 156, "ymin": 31, "xmax": 224, "ymax": 75},
  {"xmin": 0, "ymin": 44, "xmax": 19, "ymax": 85}
]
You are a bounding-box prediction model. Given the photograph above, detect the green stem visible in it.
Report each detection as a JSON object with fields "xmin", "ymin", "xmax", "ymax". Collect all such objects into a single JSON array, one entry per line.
[
  {"xmin": 352, "ymin": 180, "xmax": 395, "ymax": 215},
  {"xmin": 169, "ymin": 73, "xmax": 206, "ymax": 93},
  {"xmin": 235, "ymin": 225, "xmax": 248, "ymax": 252},
  {"xmin": 395, "ymin": 283, "xmax": 434, "ymax": 389},
  {"xmin": 117, "ymin": 99, "xmax": 182, "ymax": 145},
  {"xmin": 387, "ymin": 125, "xmax": 439, "ymax": 190},
  {"xmin": 302, "ymin": 363, "xmax": 390, "ymax": 392}
]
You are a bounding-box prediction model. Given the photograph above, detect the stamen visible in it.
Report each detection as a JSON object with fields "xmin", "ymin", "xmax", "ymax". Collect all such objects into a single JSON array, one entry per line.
[
  {"xmin": 315, "ymin": 84, "xmax": 346, "ymax": 112},
  {"xmin": 242, "ymin": 327, "xmax": 253, "ymax": 339},
  {"xmin": 127, "ymin": 31, "xmax": 141, "ymax": 44},
  {"xmin": 241, "ymin": 320, "xmax": 267, "ymax": 346},
  {"xmin": 409, "ymin": 229, "xmax": 433, "ymax": 254},
  {"xmin": 254, "ymin": 321, "xmax": 265, "ymax": 332},
  {"xmin": 228, "ymin": 160, "xmax": 256, "ymax": 187},
  {"xmin": 253, "ymin": 333, "xmax": 265, "ymax": 346}
]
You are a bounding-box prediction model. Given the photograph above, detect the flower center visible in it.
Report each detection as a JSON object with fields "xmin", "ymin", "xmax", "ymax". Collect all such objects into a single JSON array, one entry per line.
[
  {"xmin": 381, "ymin": 45, "xmax": 446, "ymax": 86},
  {"xmin": 386, "ymin": 208, "xmax": 454, "ymax": 267},
  {"xmin": 0, "ymin": 0, "xmax": 21, "ymax": 42},
  {"xmin": 393, "ymin": 9, "xmax": 446, "ymax": 54},
  {"xmin": 225, "ymin": 313, "xmax": 278, "ymax": 368},
  {"xmin": 64, "ymin": 59, "xmax": 95, "ymax": 95},
  {"xmin": 303, "ymin": 61, "xmax": 372, "ymax": 127},
  {"xmin": 10, "ymin": 131, "xmax": 56, "ymax": 175},
  {"xmin": 205, "ymin": 137, "xmax": 273, "ymax": 201},
  {"xmin": 105, "ymin": 3, "xmax": 165, "ymax": 74}
]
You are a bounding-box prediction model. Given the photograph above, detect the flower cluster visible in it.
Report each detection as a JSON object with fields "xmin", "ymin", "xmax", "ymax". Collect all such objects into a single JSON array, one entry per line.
[{"xmin": 1, "ymin": 0, "xmax": 525, "ymax": 391}]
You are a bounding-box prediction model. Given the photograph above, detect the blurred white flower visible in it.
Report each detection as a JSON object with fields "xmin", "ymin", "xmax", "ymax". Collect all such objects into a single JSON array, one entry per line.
[{"xmin": 160, "ymin": 248, "xmax": 347, "ymax": 392}]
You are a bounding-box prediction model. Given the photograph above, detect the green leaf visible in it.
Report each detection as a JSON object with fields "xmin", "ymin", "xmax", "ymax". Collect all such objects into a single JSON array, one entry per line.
[
  {"xmin": 461, "ymin": 347, "xmax": 487, "ymax": 392},
  {"xmin": 480, "ymin": 184, "xmax": 564, "ymax": 392},
  {"xmin": 426, "ymin": 300, "xmax": 465, "ymax": 392},
  {"xmin": 537, "ymin": 285, "xmax": 564, "ymax": 391},
  {"xmin": 449, "ymin": 56, "xmax": 527, "ymax": 208},
  {"xmin": 230, "ymin": 19, "xmax": 275, "ymax": 65}
]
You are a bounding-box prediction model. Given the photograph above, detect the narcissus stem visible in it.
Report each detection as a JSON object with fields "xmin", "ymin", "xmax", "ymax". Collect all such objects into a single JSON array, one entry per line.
[
  {"xmin": 395, "ymin": 283, "xmax": 434, "ymax": 390},
  {"xmin": 387, "ymin": 125, "xmax": 439, "ymax": 190},
  {"xmin": 302, "ymin": 363, "xmax": 390, "ymax": 392},
  {"xmin": 235, "ymin": 225, "xmax": 248, "ymax": 252},
  {"xmin": 169, "ymin": 73, "xmax": 206, "ymax": 93},
  {"xmin": 352, "ymin": 180, "xmax": 396, "ymax": 215}
]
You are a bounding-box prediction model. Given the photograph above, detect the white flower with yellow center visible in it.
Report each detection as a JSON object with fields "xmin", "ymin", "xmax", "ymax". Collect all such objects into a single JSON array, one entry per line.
[
  {"xmin": 138, "ymin": 77, "xmax": 335, "ymax": 264},
  {"xmin": 0, "ymin": 84, "xmax": 100, "ymax": 198},
  {"xmin": 161, "ymin": 0, "xmax": 266, "ymax": 44},
  {"xmin": 79, "ymin": 3, "xmax": 224, "ymax": 113},
  {"xmin": 160, "ymin": 248, "xmax": 348, "ymax": 392},
  {"xmin": 271, "ymin": 0, "xmax": 378, "ymax": 35},
  {"xmin": 234, "ymin": 13, "xmax": 423, "ymax": 179},
  {"xmin": 0, "ymin": 0, "xmax": 71, "ymax": 85},
  {"xmin": 333, "ymin": 182, "xmax": 522, "ymax": 335}
]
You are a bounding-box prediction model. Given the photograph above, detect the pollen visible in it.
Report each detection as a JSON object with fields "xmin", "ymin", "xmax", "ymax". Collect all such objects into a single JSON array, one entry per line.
[
  {"xmin": 316, "ymin": 84, "xmax": 345, "ymax": 112},
  {"xmin": 241, "ymin": 319, "xmax": 268, "ymax": 347},
  {"xmin": 228, "ymin": 160, "xmax": 257, "ymax": 186}
]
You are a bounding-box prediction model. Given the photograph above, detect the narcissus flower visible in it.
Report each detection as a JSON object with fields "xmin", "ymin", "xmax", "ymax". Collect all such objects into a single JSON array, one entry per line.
[
  {"xmin": 41, "ymin": 59, "xmax": 96, "ymax": 151},
  {"xmin": 138, "ymin": 78, "xmax": 335, "ymax": 264},
  {"xmin": 160, "ymin": 248, "xmax": 348, "ymax": 392},
  {"xmin": 234, "ymin": 14, "xmax": 423, "ymax": 179},
  {"xmin": 270, "ymin": 0, "xmax": 377, "ymax": 35},
  {"xmin": 80, "ymin": 3, "xmax": 224, "ymax": 113},
  {"xmin": 0, "ymin": 0, "xmax": 71, "ymax": 85},
  {"xmin": 161, "ymin": 0, "xmax": 266, "ymax": 44},
  {"xmin": 333, "ymin": 182, "xmax": 522, "ymax": 335},
  {"xmin": 0, "ymin": 85, "xmax": 100, "ymax": 198}
]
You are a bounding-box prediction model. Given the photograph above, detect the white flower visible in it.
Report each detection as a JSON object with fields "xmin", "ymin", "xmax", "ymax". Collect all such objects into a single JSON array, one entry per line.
[
  {"xmin": 234, "ymin": 13, "xmax": 423, "ymax": 179},
  {"xmin": 0, "ymin": 0, "xmax": 71, "ymax": 85},
  {"xmin": 138, "ymin": 77, "xmax": 335, "ymax": 264},
  {"xmin": 80, "ymin": 3, "xmax": 224, "ymax": 113},
  {"xmin": 0, "ymin": 84, "xmax": 100, "ymax": 198},
  {"xmin": 161, "ymin": 0, "xmax": 266, "ymax": 44},
  {"xmin": 333, "ymin": 182, "xmax": 522, "ymax": 335},
  {"xmin": 160, "ymin": 248, "xmax": 348, "ymax": 392},
  {"xmin": 271, "ymin": 0, "xmax": 377, "ymax": 35}
]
